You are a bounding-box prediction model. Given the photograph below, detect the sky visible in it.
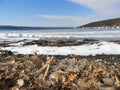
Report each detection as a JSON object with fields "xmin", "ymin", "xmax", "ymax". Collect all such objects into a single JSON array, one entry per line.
[{"xmin": 0, "ymin": 0, "xmax": 120, "ymax": 27}]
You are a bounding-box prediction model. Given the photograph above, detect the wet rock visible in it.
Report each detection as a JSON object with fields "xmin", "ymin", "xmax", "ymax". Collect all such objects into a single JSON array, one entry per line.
[
  {"xmin": 0, "ymin": 50, "xmax": 13, "ymax": 56},
  {"xmin": 23, "ymin": 39, "xmax": 95, "ymax": 46}
]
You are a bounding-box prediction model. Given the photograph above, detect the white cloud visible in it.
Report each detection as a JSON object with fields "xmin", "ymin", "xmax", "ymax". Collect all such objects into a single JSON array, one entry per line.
[
  {"xmin": 36, "ymin": 14, "xmax": 96, "ymax": 26},
  {"xmin": 37, "ymin": 15, "xmax": 93, "ymax": 21},
  {"xmin": 36, "ymin": 0, "xmax": 120, "ymax": 27},
  {"xmin": 68, "ymin": 0, "xmax": 120, "ymax": 18}
]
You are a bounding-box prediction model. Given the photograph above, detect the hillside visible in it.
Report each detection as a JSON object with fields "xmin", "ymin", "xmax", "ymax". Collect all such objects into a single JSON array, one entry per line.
[{"xmin": 79, "ymin": 18, "xmax": 120, "ymax": 28}]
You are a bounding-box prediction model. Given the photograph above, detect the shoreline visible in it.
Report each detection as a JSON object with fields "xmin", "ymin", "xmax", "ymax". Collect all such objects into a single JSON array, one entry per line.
[
  {"xmin": 1, "ymin": 38, "xmax": 120, "ymax": 47},
  {"xmin": 1, "ymin": 39, "xmax": 120, "ymax": 55},
  {"xmin": 0, "ymin": 38, "xmax": 120, "ymax": 55},
  {"xmin": 0, "ymin": 50, "xmax": 120, "ymax": 63},
  {"xmin": 0, "ymin": 39, "xmax": 120, "ymax": 89}
]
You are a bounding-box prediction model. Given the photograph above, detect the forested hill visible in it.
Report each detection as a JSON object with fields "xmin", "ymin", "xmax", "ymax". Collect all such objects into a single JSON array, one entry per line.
[{"xmin": 79, "ymin": 18, "xmax": 120, "ymax": 28}]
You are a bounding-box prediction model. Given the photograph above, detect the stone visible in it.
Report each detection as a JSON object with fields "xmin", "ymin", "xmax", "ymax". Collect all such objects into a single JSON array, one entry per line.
[{"xmin": 102, "ymin": 78, "xmax": 114, "ymax": 85}]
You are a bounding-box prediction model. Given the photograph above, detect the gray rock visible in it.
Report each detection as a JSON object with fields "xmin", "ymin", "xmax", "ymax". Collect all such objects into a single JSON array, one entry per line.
[
  {"xmin": 99, "ymin": 85, "xmax": 116, "ymax": 90},
  {"xmin": 102, "ymin": 78, "xmax": 114, "ymax": 85}
]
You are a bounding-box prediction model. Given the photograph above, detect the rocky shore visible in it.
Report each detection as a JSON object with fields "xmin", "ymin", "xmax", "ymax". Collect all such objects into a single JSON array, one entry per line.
[
  {"xmin": 0, "ymin": 39, "xmax": 120, "ymax": 90},
  {"xmin": 1, "ymin": 39, "xmax": 120, "ymax": 47},
  {"xmin": 0, "ymin": 50, "xmax": 120, "ymax": 90}
]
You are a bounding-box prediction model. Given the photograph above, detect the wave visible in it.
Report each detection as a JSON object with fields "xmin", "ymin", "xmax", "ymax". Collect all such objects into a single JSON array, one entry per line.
[{"xmin": 0, "ymin": 29, "xmax": 120, "ymax": 41}]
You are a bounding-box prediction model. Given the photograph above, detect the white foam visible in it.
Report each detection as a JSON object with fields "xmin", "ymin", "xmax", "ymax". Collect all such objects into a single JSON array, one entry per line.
[
  {"xmin": 0, "ymin": 29, "xmax": 120, "ymax": 42},
  {"xmin": 1, "ymin": 29, "xmax": 120, "ymax": 56},
  {"xmin": 1, "ymin": 41, "xmax": 120, "ymax": 55}
]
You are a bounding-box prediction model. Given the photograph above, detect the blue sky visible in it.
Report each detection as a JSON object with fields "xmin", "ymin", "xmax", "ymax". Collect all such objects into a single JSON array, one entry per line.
[{"xmin": 0, "ymin": 0, "xmax": 120, "ymax": 27}]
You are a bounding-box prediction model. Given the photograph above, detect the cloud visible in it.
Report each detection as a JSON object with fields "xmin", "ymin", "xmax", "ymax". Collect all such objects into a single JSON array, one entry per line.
[
  {"xmin": 68, "ymin": 0, "xmax": 120, "ymax": 18},
  {"xmin": 36, "ymin": 0, "xmax": 120, "ymax": 27},
  {"xmin": 36, "ymin": 14, "xmax": 97, "ymax": 26},
  {"xmin": 37, "ymin": 14, "xmax": 92, "ymax": 21}
]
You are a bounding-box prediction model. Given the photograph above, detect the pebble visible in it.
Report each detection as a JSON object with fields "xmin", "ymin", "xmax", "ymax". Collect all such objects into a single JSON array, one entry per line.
[
  {"xmin": 102, "ymin": 78, "xmax": 114, "ymax": 85},
  {"xmin": 0, "ymin": 54, "xmax": 120, "ymax": 90}
]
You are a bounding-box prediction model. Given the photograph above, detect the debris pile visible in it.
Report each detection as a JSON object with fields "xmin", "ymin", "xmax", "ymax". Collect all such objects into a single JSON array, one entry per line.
[{"xmin": 0, "ymin": 53, "xmax": 120, "ymax": 90}]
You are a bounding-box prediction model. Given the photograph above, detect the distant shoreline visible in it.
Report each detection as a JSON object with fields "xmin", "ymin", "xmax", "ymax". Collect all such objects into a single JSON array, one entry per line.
[{"xmin": 0, "ymin": 25, "xmax": 73, "ymax": 30}]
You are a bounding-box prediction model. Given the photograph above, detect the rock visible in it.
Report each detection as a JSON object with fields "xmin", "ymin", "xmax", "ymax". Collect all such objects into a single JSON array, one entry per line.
[
  {"xmin": 11, "ymin": 86, "xmax": 19, "ymax": 90},
  {"xmin": 99, "ymin": 85, "xmax": 116, "ymax": 90},
  {"xmin": 102, "ymin": 78, "xmax": 114, "ymax": 85},
  {"xmin": 0, "ymin": 54, "xmax": 120, "ymax": 89},
  {"xmin": 17, "ymin": 79, "xmax": 24, "ymax": 88},
  {"xmin": 0, "ymin": 50, "xmax": 13, "ymax": 56}
]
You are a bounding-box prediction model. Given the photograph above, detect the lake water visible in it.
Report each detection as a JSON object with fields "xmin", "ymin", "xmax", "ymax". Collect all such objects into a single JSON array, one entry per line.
[{"xmin": 0, "ymin": 28, "xmax": 120, "ymax": 42}]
